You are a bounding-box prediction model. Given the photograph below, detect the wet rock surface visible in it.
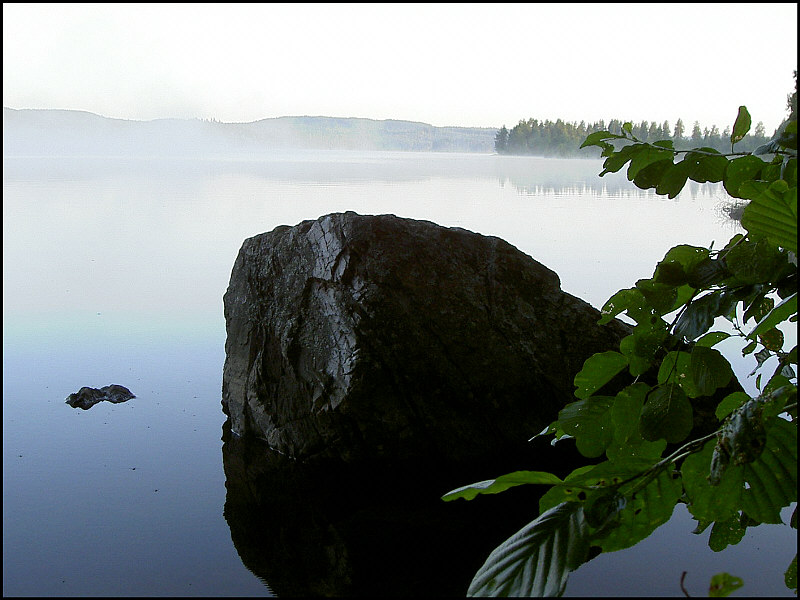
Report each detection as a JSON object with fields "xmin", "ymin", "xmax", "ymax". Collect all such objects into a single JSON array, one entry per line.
[
  {"xmin": 222, "ymin": 212, "xmax": 631, "ymax": 464},
  {"xmin": 65, "ymin": 384, "xmax": 135, "ymax": 410}
]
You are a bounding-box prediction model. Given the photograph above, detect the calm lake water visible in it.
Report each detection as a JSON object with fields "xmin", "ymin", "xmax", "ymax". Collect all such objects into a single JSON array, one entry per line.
[{"xmin": 3, "ymin": 151, "xmax": 796, "ymax": 596}]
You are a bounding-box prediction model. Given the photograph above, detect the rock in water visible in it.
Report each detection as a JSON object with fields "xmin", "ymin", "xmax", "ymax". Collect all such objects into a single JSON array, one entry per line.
[
  {"xmin": 222, "ymin": 212, "xmax": 630, "ymax": 464},
  {"xmin": 65, "ymin": 384, "xmax": 135, "ymax": 410}
]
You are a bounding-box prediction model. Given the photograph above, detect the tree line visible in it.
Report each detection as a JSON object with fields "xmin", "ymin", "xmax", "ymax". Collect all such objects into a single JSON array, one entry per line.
[{"xmin": 495, "ymin": 116, "xmax": 773, "ymax": 157}]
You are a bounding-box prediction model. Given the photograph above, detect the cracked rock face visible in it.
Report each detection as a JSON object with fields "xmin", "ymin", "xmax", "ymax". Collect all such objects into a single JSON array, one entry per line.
[{"xmin": 222, "ymin": 212, "xmax": 630, "ymax": 464}]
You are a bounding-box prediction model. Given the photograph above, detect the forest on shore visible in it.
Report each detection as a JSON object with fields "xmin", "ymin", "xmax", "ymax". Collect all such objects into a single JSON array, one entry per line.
[{"xmin": 495, "ymin": 116, "xmax": 774, "ymax": 157}]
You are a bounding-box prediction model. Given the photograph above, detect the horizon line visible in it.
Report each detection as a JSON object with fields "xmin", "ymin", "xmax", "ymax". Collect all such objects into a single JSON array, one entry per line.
[{"xmin": 2, "ymin": 106, "xmax": 501, "ymax": 130}]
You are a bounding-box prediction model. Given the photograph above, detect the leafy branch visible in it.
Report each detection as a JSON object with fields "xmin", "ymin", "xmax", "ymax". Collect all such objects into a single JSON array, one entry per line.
[{"xmin": 445, "ymin": 104, "xmax": 797, "ymax": 597}]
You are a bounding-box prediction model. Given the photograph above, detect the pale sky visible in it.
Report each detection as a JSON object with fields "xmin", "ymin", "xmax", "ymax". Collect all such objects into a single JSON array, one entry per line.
[{"xmin": 3, "ymin": 3, "xmax": 797, "ymax": 133}]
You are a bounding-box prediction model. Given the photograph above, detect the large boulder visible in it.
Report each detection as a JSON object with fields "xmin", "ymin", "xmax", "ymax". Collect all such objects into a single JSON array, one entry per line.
[{"xmin": 222, "ymin": 212, "xmax": 630, "ymax": 464}]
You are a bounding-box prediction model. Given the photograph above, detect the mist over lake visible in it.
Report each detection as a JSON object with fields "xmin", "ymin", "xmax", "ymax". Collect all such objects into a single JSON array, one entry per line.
[{"xmin": 3, "ymin": 149, "xmax": 795, "ymax": 597}]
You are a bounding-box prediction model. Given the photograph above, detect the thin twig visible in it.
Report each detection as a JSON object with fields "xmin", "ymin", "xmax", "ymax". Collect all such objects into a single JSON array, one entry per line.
[{"xmin": 680, "ymin": 571, "xmax": 691, "ymax": 597}]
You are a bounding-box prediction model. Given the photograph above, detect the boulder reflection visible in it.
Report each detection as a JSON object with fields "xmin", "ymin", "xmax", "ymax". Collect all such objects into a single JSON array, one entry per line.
[{"xmin": 222, "ymin": 421, "xmax": 585, "ymax": 597}]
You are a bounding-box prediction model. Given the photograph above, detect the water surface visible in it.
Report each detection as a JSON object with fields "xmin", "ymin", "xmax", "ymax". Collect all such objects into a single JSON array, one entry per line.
[{"xmin": 3, "ymin": 151, "xmax": 795, "ymax": 596}]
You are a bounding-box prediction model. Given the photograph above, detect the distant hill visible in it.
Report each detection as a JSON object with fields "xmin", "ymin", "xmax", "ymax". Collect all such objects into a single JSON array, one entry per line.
[{"xmin": 2, "ymin": 108, "xmax": 498, "ymax": 157}]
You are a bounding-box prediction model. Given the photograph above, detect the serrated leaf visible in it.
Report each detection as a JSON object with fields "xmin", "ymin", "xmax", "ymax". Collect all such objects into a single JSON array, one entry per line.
[
  {"xmin": 573, "ymin": 351, "xmax": 629, "ymax": 400},
  {"xmin": 709, "ymin": 572, "xmax": 744, "ymax": 597},
  {"xmin": 442, "ymin": 470, "xmax": 565, "ymax": 502},
  {"xmin": 467, "ymin": 502, "xmax": 590, "ymax": 597},
  {"xmin": 640, "ymin": 383, "xmax": 693, "ymax": 443},
  {"xmin": 740, "ymin": 418, "xmax": 798, "ymax": 524},
  {"xmin": 682, "ymin": 440, "xmax": 743, "ymax": 522},
  {"xmin": 740, "ymin": 180, "xmax": 797, "ymax": 253}
]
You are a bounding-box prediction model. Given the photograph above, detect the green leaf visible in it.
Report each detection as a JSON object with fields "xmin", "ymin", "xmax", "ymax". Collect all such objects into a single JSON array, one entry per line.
[
  {"xmin": 655, "ymin": 160, "xmax": 692, "ymax": 198},
  {"xmin": 690, "ymin": 346, "xmax": 733, "ymax": 396},
  {"xmin": 674, "ymin": 292, "xmax": 728, "ymax": 343},
  {"xmin": 740, "ymin": 417, "xmax": 798, "ymax": 524},
  {"xmin": 442, "ymin": 471, "xmax": 565, "ymax": 502},
  {"xmin": 632, "ymin": 159, "xmax": 674, "ymax": 191},
  {"xmin": 682, "ymin": 440, "xmax": 743, "ymax": 522},
  {"xmin": 640, "ymin": 383, "xmax": 693, "ymax": 443},
  {"xmin": 556, "ymin": 396, "xmax": 615, "ymax": 458},
  {"xmin": 687, "ymin": 150, "xmax": 728, "ymax": 184},
  {"xmin": 583, "ymin": 488, "xmax": 627, "ymax": 529},
  {"xmin": 715, "ymin": 391, "xmax": 750, "ymax": 420},
  {"xmin": 730, "ymin": 106, "xmax": 752, "ymax": 145},
  {"xmin": 786, "ymin": 554, "xmax": 797, "ymax": 593},
  {"xmin": 592, "ymin": 467, "xmax": 681, "ymax": 553},
  {"xmin": 599, "ymin": 287, "xmax": 653, "ymax": 325},
  {"xmin": 709, "ymin": 399, "xmax": 768, "ymax": 486},
  {"xmin": 580, "ymin": 130, "xmax": 626, "ymax": 148},
  {"xmin": 538, "ymin": 461, "xmax": 644, "ymax": 514},
  {"xmin": 749, "ymin": 292, "xmax": 797, "ymax": 339},
  {"xmin": 758, "ymin": 327, "xmax": 785, "ymax": 352},
  {"xmin": 686, "ymin": 257, "xmax": 730, "ymax": 288},
  {"xmin": 620, "ymin": 320, "xmax": 669, "ymax": 377},
  {"xmin": 740, "ymin": 180, "xmax": 797, "ymax": 253},
  {"xmin": 696, "ymin": 331, "xmax": 731, "ymax": 348},
  {"xmin": 608, "ymin": 383, "xmax": 667, "ymax": 462},
  {"xmin": 724, "ymin": 155, "xmax": 765, "ymax": 197},
  {"xmin": 600, "ymin": 144, "xmax": 640, "ymax": 176},
  {"xmin": 657, "ymin": 351, "xmax": 701, "ymax": 398},
  {"xmin": 724, "ymin": 235, "xmax": 791, "ymax": 284},
  {"xmin": 467, "ymin": 502, "xmax": 591, "ymax": 597},
  {"xmin": 573, "ymin": 351, "xmax": 629, "ymax": 400},
  {"xmin": 708, "ymin": 516, "xmax": 747, "ymax": 552},
  {"xmin": 635, "ymin": 279, "xmax": 678, "ymax": 315},
  {"xmin": 744, "ymin": 294, "xmax": 774, "ymax": 324},
  {"xmin": 709, "ymin": 572, "xmax": 744, "ymax": 597}
]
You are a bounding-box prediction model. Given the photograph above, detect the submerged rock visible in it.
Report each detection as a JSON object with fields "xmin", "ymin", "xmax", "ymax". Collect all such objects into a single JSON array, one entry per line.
[
  {"xmin": 222, "ymin": 212, "xmax": 631, "ymax": 464},
  {"xmin": 65, "ymin": 384, "xmax": 135, "ymax": 410}
]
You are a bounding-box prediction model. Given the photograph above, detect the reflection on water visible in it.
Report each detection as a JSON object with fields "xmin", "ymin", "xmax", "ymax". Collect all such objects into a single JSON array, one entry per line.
[
  {"xmin": 1, "ymin": 153, "xmax": 728, "ymax": 202},
  {"xmin": 221, "ymin": 422, "xmax": 590, "ymax": 597},
  {"xmin": 4, "ymin": 151, "xmax": 791, "ymax": 597}
]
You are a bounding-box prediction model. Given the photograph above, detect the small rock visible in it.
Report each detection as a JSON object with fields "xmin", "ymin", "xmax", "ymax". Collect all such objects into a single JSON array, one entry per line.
[{"xmin": 65, "ymin": 384, "xmax": 135, "ymax": 410}]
